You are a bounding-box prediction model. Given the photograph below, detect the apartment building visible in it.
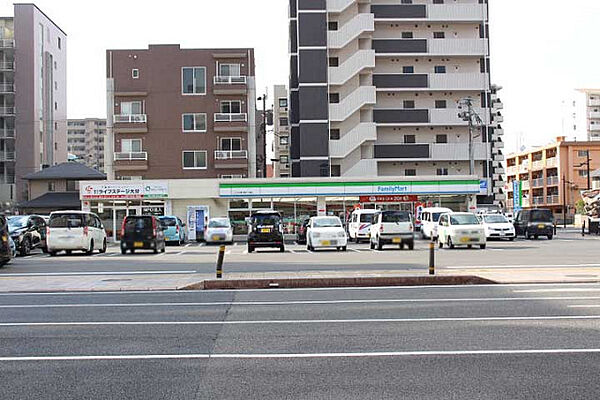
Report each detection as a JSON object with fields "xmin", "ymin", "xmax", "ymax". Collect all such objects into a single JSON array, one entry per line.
[
  {"xmin": 105, "ymin": 44, "xmax": 256, "ymax": 180},
  {"xmin": 577, "ymin": 89, "xmax": 600, "ymax": 141},
  {"xmin": 288, "ymin": 0, "xmax": 504, "ymax": 204},
  {"xmin": 273, "ymin": 84, "xmax": 290, "ymax": 177},
  {"xmin": 67, "ymin": 118, "xmax": 106, "ymax": 171},
  {"xmin": 506, "ymin": 137, "xmax": 600, "ymax": 219},
  {"xmin": 0, "ymin": 4, "xmax": 67, "ymax": 204}
]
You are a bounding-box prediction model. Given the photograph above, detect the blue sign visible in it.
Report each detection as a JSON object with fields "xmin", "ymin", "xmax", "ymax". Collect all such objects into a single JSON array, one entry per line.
[{"xmin": 513, "ymin": 180, "xmax": 522, "ymax": 211}]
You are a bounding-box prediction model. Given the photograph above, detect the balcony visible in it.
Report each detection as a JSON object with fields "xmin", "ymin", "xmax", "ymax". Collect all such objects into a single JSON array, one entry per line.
[
  {"xmin": 0, "ymin": 39, "xmax": 15, "ymax": 49},
  {"xmin": 589, "ymin": 99, "xmax": 600, "ymax": 107},
  {"xmin": 0, "ymin": 174, "xmax": 14, "ymax": 184},
  {"xmin": 114, "ymin": 114, "xmax": 147, "ymax": 124},
  {"xmin": 546, "ymin": 157, "xmax": 557, "ymax": 168},
  {"xmin": 329, "ymin": 86, "xmax": 376, "ymax": 122},
  {"xmin": 519, "ymin": 163, "xmax": 529, "ymax": 173},
  {"xmin": 547, "ymin": 176, "xmax": 559, "ymax": 186},
  {"xmin": 590, "ymin": 124, "xmax": 600, "ymax": 132},
  {"xmin": 371, "ymin": 4, "xmax": 486, "ymax": 22},
  {"xmin": 345, "ymin": 159, "xmax": 378, "ymax": 177},
  {"xmin": 214, "ymin": 150, "xmax": 248, "ymax": 160},
  {"xmin": 373, "ymin": 39, "xmax": 488, "ymax": 56},
  {"xmin": 329, "ymin": 50, "xmax": 376, "ymax": 86},
  {"xmin": 329, "ymin": 13, "xmax": 374, "ymax": 49},
  {"xmin": 213, "ymin": 76, "xmax": 248, "ymax": 95},
  {"xmin": 532, "ymin": 178, "xmax": 545, "ymax": 187},
  {"xmin": 547, "ymin": 195, "xmax": 559, "ymax": 204},
  {"xmin": 521, "ymin": 180, "xmax": 530, "ymax": 190},
  {"xmin": 114, "ymin": 152, "xmax": 148, "ymax": 172},
  {"xmin": 0, "ymin": 129, "xmax": 14, "ymax": 139},
  {"xmin": 372, "ymin": 142, "xmax": 488, "ymax": 161},
  {"xmin": 0, "ymin": 83, "xmax": 14, "ymax": 93},
  {"xmin": 373, "ymin": 108, "xmax": 486, "ymax": 126},
  {"xmin": 330, "ymin": 122, "xmax": 377, "ymax": 159},
  {"xmin": 214, "ymin": 113, "xmax": 247, "ymax": 122},
  {"xmin": 430, "ymin": 143, "xmax": 488, "ymax": 161},
  {"xmin": 0, "ymin": 62, "xmax": 14, "ymax": 71},
  {"xmin": 0, "ymin": 150, "xmax": 15, "ymax": 162},
  {"xmin": 589, "ymin": 111, "xmax": 600, "ymax": 119},
  {"xmin": 214, "ymin": 76, "xmax": 246, "ymax": 85},
  {"xmin": 114, "ymin": 152, "xmax": 147, "ymax": 161},
  {"xmin": 506, "ymin": 166, "xmax": 517, "ymax": 176},
  {"xmin": 531, "ymin": 160, "xmax": 545, "ymax": 170},
  {"xmin": 532, "ymin": 196, "xmax": 545, "ymax": 206},
  {"xmin": 373, "ymin": 73, "xmax": 489, "ymax": 91}
]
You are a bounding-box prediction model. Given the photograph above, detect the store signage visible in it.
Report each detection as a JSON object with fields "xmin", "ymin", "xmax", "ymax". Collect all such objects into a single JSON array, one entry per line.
[
  {"xmin": 80, "ymin": 181, "xmax": 169, "ymax": 200},
  {"xmin": 513, "ymin": 180, "xmax": 522, "ymax": 211},
  {"xmin": 359, "ymin": 195, "xmax": 418, "ymax": 203}
]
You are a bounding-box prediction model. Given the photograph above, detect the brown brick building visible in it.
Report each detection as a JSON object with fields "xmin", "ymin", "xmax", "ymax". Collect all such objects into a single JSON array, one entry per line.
[{"xmin": 105, "ymin": 44, "xmax": 257, "ymax": 181}]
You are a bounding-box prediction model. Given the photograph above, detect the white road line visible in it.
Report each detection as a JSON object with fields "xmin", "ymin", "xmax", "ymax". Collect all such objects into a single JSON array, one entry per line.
[
  {"xmin": 568, "ymin": 305, "xmax": 600, "ymax": 308},
  {"xmin": 514, "ymin": 288, "xmax": 600, "ymax": 293},
  {"xmin": 2, "ymin": 315, "xmax": 599, "ymax": 327},
  {"xmin": 349, "ymin": 248, "xmax": 361, "ymax": 253},
  {"xmin": 3, "ymin": 296, "xmax": 600, "ymax": 309},
  {"xmin": 448, "ymin": 264, "xmax": 600, "ymax": 270},
  {"xmin": 2, "ymin": 348, "xmax": 600, "ymax": 362},
  {"xmin": 0, "ymin": 271, "xmax": 197, "ymax": 277}
]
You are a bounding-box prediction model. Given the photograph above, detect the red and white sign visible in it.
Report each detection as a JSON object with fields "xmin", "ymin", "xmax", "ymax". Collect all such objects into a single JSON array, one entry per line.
[{"xmin": 359, "ymin": 195, "xmax": 418, "ymax": 203}]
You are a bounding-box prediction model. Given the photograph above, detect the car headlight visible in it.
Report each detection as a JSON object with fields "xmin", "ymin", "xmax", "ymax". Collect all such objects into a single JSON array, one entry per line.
[{"xmin": 337, "ymin": 231, "xmax": 346, "ymax": 238}]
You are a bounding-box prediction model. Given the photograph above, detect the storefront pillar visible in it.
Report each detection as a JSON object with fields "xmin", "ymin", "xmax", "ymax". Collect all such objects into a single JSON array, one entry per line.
[{"xmin": 317, "ymin": 197, "xmax": 327, "ymax": 216}]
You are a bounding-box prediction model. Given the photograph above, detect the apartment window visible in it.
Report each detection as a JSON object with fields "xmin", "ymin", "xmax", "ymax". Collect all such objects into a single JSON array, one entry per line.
[
  {"xmin": 330, "ymin": 129, "xmax": 341, "ymax": 140},
  {"xmin": 57, "ymin": 37, "xmax": 61, "ymax": 49},
  {"xmin": 328, "ymin": 57, "xmax": 339, "ymax": 67},
  {"xmin": 401, "ymin": 32, "xmax": 414, "ymax": 39},
  {"xmin": 433, "ymin": 0, "xmax": 444, "ymax": 3},
  {"xmin": 436, "ymin": 134, "xmax": 448, "ymax": 144},
  {"xmin": 401, "ymin": 0, "xmax": 413, "ymax": 3},
  {"xmin": 182, "ymin": 113, "xmax": 207, "ymax": 132},
  {"xmin": 279, "ymin": 117, "xmax": 289, "ymax": 126},
  {"xmin": 182, "ymin": 67, "xmax": 206, "ymax": 95},
  {"xmin": 403, "ymin": 100, "xmax": 415, "ymax": 109},
  {"xmin": 54, "ymin": 102, "xmax": 57, "ymax": 110},
  {"xmin": 280, "ymin": 155, "xmax": 289, "ymax": 164},
  {"xmin": 331, "ymin": 165, "xmax": 341, "ymax": 177},
  {"xmin": 405, "ymin": 169, "xmax": 416, "ymax": 176},
  {"xmin": 221, "ymin": 100, "xmax": 241, "ymax": 114},
  {"xmin": 579, "ymin": 170, "xmax": 589, "ymax": 177},
  {"xmin": 219, "ymin": 63, "xmax": 241, "ymax": 77},
  {"xmin": 132, "ymin": 69, "xmax": 139, "ymax": 79},
  {"xmin": 182, "ymin": 151, "xmax": 207, "ymax": 169},
  {"xmin": 47, "ymin": 182, "xmax": 55, "ymax": 192},
  {"xmin": 578, "ymin": 150, "xmax": 589, "ymax": 157},
  {"xmin": 280, "ymin": 136, "xmax": 289, "ymax": 146},
  {"xmin": 329, "ymin": 93, "xmax": 340, "ymax": 104},
  {"xmin": 328, "ymin": 21, "xmax": 338, "ymax": 31},
  {"xmin": 435, "ymin": 100, "xmax": 447, "ymax": 109},
  {"xmin": 404, "ymin": 135, "xmax": 416, "ymax": 144},
  {"xmin": 121, "ymin": 139, "xmax": 142, "ymax": 153},
  {"xmin": 279, "ymin": 98, "xmax": 288, "ymax": 108},
  {"xmin": 433, "ymin": 32, "xmax": 445, "ymax": 39},
  {"xmin": 437, "ymin": 168, "xmax": 449, "ymax": 176},
  {"xmin": 402, "ymin": 66, "xmax": 414, "ymax": 74},
  {"xmin": 121, "ymin": 101, "xmax": 142, "ymax": 115},
  {"xmin": 434, "ymin": 66, "xmax": 447, "ymax": 74},
  {"xmin": 221, "ymin": 137, "xmax": 242, "ymax": 151}
]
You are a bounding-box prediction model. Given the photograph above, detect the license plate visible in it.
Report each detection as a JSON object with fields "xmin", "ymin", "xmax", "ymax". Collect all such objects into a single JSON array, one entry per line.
[
  {"xmin": 538, "ymin": 224, "xmax": 545, "ymax": 229},
  {"xmin": 260, "ymin": 228, "xmax": 270, "ymax": 233},
  {"xmin": 1, "ymin": 235, "xmax": 6, "ymax": 241},
  {"xmin": 392, "ymin": 238, "xmax": 402, "ymax": 244},
  {"xmin": 460, "ymin": 237, "xmax": 471, "ymax": 243},
  {"xmin": 134, "ymin": 242, "xmax": 143, "ymax": 248},
  {"xmin": 320, "ymin": 240, "xmax": 331, "ymax": 246},
  {"xmin": 212, "ymin": 235, "xmax": 220, "ymax": 241}
]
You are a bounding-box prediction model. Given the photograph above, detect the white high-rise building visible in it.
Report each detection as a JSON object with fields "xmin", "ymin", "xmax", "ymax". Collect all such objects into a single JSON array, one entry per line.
[{"xmin": 577, "ymin": 89, "xmax": 600, "ymax": 141}]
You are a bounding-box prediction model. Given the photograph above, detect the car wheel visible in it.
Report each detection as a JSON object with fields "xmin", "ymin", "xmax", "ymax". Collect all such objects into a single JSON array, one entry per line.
[
  {"xmin": 131, "ymin": 249, "xmax": 135, "ymax": 254},
  {"xmin": 161, "ymin": 242, "xmax": 166, "ymax": 253},
  {"xmin": 19, "ymin": 238, "xmax": 31, "ymax": 257},
  {"xmin": 467, "ymin": 245, "xmax": 472, "ymax": 249},
  {"xmin": 42, "ymin": 246, "xmax": 49, "ymax": 254},
  {"xmin": 547, "ymin": 235, "xmax": 553, "ymax": 240},
  {"xmin": 100, "ymin": 239, "xmax": 107, "ymax": 254},
  {"xmin": 534, "ymin": 235, "xmax": 539, "ymax": 240},
  {"xmin": 66, "ymin": 250, "xmax": 72, "ymax": 256},
  {"xmin": 153, "ymin": 242, "xmax": 159, "ymax": 254},
  {"xmin": 86, "ymin": 240, "xmax": 94, "ymax": 255},
  {"xmin": 400, "ymin": 243, "xmax": 405, "ymax": 250},
  {"xmin": 49, "ymin": 251, "xmax": 57, "ymax": 257},
  {"xmin": 342, "ymin": 246, "xmax": 347, "ymax": 252},
  {"xmin": 408, "ymin": 241, "xmax": 414, "ymax": 251},
  {"xmin": 376, "ymin": 237, "xmax": 383, "ymax": 251},
  {"xmin": 121, "ymin": 248, "xmax": 127, "ymax": 255},
  {"xmin": 248, "ymin": 246, "xmax": 254, "ymax": 253},
  {"xmin": 509, "ymin": 237, "xmax": 515, "ymax": 241},
  {"xmin": 438, "ymin": 239, "xmax": 444, "ymax": 249},
  {"xmin": 370, "ymin": 239, "xmax": 375, "ymax": 250},
  {"xmin": 480, "ymin": 244, "xmax": 487, "ymax": 250},
  {"xmin": 448, "ymin": 237, "xmax": 455, "ymax": 249}
]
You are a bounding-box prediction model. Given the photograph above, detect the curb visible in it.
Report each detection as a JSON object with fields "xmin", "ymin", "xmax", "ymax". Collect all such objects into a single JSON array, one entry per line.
[{"xmin": 178, "ymin": 275, "xmax": 496, "ymax": 291}]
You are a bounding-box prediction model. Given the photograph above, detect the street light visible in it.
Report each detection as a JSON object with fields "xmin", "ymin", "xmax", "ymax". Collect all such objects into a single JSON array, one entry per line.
[{"xmin": 458, "ymin": 97, "xmax": 483, "ymax": 176}]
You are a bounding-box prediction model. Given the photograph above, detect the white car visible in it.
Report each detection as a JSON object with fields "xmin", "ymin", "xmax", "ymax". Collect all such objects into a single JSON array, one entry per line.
[
  {"xmin": 370, "ymin": 210, "xmax": 415, "ymax": 250},
  {"xmin": 205, "ymin": 217, "xmax": 234, "ymax": 244},
  {"xmin": 307, "ymin": 216, "xmax": 347, "ymax": 251},
  {"xmin": 347, "ymin": 209, "xmax": 378, "ymax": 243},
  {"xmin": 437, "ymin": 212, "xmax": 486, "ymax": 249},
  {"xmin": 46, "ymin": 211, "xmax": 107, "ymax": 256},
  {"xmin": 420, "ymin": 207, "xmax": 453, "ymax": 240},
  {"xmin": 479, "ymin": 214, "xmax": 516, "ymax": 241}
]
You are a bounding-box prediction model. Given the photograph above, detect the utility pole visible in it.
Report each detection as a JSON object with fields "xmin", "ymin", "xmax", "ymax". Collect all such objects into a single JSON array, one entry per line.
[
  {"xmin": 563, "ymin": 173, "xmax": 567, "ymax": 229},
  {"xmin": 458, "ymin": 98, "xmax": 483, "ymax": 176},
  {"xmin": 257, "ymin": 93, "xmax": 268, "ymax": 178},
  {"xmin": 587, "ymin": 150, "xmax": 591, "ymax": 190}
]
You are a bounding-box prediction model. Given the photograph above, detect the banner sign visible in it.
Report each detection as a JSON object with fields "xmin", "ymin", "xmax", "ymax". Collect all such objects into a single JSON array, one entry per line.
[
  {"xmin": 359, "ymin": 195, "xmax": 418, "ymax": 203},
  {"xmin": 512, "ymin": 180, "xmax": 522, "ymax": 210},
  {"xmin": 80, "ymin": 181, "xmax": 169, "ymax": 200}
]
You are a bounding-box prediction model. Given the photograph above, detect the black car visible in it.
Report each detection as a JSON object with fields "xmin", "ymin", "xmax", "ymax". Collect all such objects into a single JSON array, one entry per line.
[
  {"xmin": 120, "ymin": 215, "xmax": 166, "ymax": 254},
  {"xmin": 514, "ymin": 208, "xmax": 555, "ymax": 240},
  {"xmin": 296, "ymin": 217, "xmax": 311, "ymax": 245},
  {"xmin": 7, "ymin": 215, "xmax": 47, "ymax": 256},
  {"xmin": 247, "ymin": 211, "xmax": 285, "ymax": 253},
  {"xmin": 0, "ymin": 216, "xmax": 11, "ymax": 267}
]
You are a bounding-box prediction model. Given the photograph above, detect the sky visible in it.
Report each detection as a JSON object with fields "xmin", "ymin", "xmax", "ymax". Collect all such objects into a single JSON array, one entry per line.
[{"xmin": 0, "ymin": 0, "xmax": 598, "ymax": 155}]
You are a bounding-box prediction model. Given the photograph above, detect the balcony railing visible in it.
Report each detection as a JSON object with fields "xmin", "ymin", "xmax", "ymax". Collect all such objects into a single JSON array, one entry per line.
[
  {"xmin": 114, "ymin": 152, "xmax": 147, "ymax": 161},
  {"xmin": 0, "ymin": 129, "xmax": 14, "ymax": 138},
  {"xmin": 214, "ymin": 113, "xmax": 247, "ymax": 122},
  {"xmin": 547, "ymin": 176, "xmax": 559, "ymax": 186},
  {"xmin": 0, "ymin": 150, "xmax": 15, "ymax": 162},
  {"xmin": 0, "ymin": 62, "xmax": 14, "ymax": 71},
  {"xmin": 214, "ymin": 150, "xmax": 248, "ymax": 160},
  {"xmin": 532, "ymin": 196, "xmax": 545, "ymax": 205},
  {"xmin": 506, "ymin": 166, "xmax": 517, "ymax": 175},
  {"xmin": 546, "ymin": 157, "xmax": 557, "ymax": 168},
  {"xmin": 0, "ymin": 39, "xmax": 15, "ymax": 49},
  {"xmin": 547, "ymin": 195, "xmax": 559, "ymax": 204},
  {"xmin": 589, "ymin": 99, "xmax": 600, "ymax": 107},
  {"xmin": 0, "ymin": 83, "xmax": 14, "ymax": 93},
  {"xmin": 521, "ymin": 180, "xmax": 530, "ymax": 190},
  {"xmin": 114, "ymin": 114, "xmax": 147, "ymax": 124},
  {"xmin": 532, "ymin": 178, "xmax": 545, "ymax": 187},
  {"xmin": 214, "ymin": 76, "xmax": 247, "ymax": 85},
  {"xmin": 531, "ymin": 160, "xmax": 544, "ymax": 170}
]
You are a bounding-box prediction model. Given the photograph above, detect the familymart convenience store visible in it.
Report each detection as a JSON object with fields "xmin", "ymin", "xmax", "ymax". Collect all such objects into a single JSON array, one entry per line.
[{"xmin": 80, "ymin": 177, "xmax": 481, "ymax": 241}]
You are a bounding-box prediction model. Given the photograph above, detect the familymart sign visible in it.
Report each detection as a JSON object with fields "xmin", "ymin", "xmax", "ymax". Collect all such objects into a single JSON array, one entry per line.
[{"xmin": 219, "ymin": 179, "xmax": 480, "ymax": 198}]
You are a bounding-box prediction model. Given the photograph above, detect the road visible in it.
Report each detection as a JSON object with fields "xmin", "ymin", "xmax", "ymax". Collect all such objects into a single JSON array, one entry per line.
[{"xmin": 0, "ymin": 283, "xmax": 599, "ymax": 398}]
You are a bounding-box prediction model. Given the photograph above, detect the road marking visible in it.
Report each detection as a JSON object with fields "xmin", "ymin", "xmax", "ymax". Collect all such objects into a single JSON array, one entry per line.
[
  {"xmin": 514, "ymin": 288, "xmax": 600, "ymax": 293},
  {"xmin": 2, "ymin": 315, "xmax": 599, "ymax": 327},
  {"xmin": 0, "ymin": 270, "xmax": 197, "ymax": 277},
  {"xmin": 2, "ymin": 348, "xmax": 600, "ymax": 362},
  {"xmin": 349, "ymin": 248, "xmax": 361, "ymax": 253},
  {"xmin": 568, "ymin": 305, "xmax": 600, "ymax": 308},
  {"xmin": 448, "ymin": 264, "xmax": 600, "ymax": 270},
  {"xmin": 3, "ymin": 296, "xmax": 600, "ymax": 309}
]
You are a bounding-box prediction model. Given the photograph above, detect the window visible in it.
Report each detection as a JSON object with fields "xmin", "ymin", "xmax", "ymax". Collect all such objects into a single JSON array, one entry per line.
[
  {"xmin": 579, "ymin": 170, "xmax": 589, "ymax": 177},
  {"xmin": 403, "ymin": 100, "xmax": 415, "ymax": 109},
  {"xmin": 182, "ymin": 151, "xmax": 207, "ymax": 169},
  {"xmin": 435, "ymin": 100, "xmax": 447, "ymax": 109},
  {"xmin": 280, "ymin": 136, "xmax": 289, "ymax": 146},
  {"xmin": 280, "ymin": 155, "xmax": 289, "ymax": 164},
  {"xmin": 404, "ymin": 135, "xmax": 416, "ymax": 144},
  {"xmin": 57, "ymin": 37, "xmax": 61, "ymax": 49},
  {"xmin": 436, "ymin": 134, "xmax": 448, "ymax": 144},
  {"xmin": 182, "ymin": 113, "xmax": 207, "ymax": 132},
  {"xmin": 132, "ymin": 69, "xmax": 139, "ymax": 79},
  {"xmin": 47, "ymin": 182, "xmax": 55, "ymax": 192},
  {"xmin": 329, "ymin": 93, "xmax": 340, "ymax": 104},
  {"xmin": 330, "ymin": 129, "xmax": 340, "ymax": 140},
  {"xmin": 401, "ymin": 0, "xmax": 412, "ymax": 3},
  {"xmin": 279, "ymin": 98, "xmax": 288, "ymax": 108},
  {"xmin": 219, "ymin": 63, "xmax": 241, "ymax": 77},
  {"xmin": 328, "ymin": 57, "xmax": 339, "ymax": 67},
  {"xmin": 221, "ymin": 100, "xmax": 241, "ymax": 114},
  {"xmin": 434, "ymin": 66, "xmax": 447, "ymax": 74},
  {"xmin": 437, "ymin": 168, "xmax": 449, "ymax": 176},
  {"xmin": 405, "ymin": 169, "xmax": 416, "ymax": 176},
  {"xmin": 121, "ymin": 139, "xmax": 142, "ymax": 153},
  {"xmin": 66, "ymin": 180, "xmax": 77, "ymax": 192},
  {"xmin": 331, "ymin": 165, "xmax": 341, "ymax": 177},
  {"xmin": 279, "ymin": 117, "xmax": 289, "ymax": 126},
  {"xmin": 328, "ymin": 21, "xmax": 338, "ymax": 31},
  {"xmin": 433, "ymin": 0, "xmax": 444, "ymax": 3},
  {"xmin": 221, "ymin": 137, "xmax": 242, "ymax": 151},
  {"xmin": 402, "ymin": 66, "xmax": 414, "ymax": 74},
  {"xmin": 182, "ymin": 67, "xmax": 206, "ymax": 95},
  {"xmin": 433, "ymin": 32, "xmax": 445, "ymax": 39},
  {"xmin": 121, "ymin": 101, "xmax": 142, "ymax": 115},
  {"xmin": 578, "ymin": 150, "xmax": 589, "ymax": 157},
  {"xmin": 402, "ymin": 32, "xmax": 414, "ymax": 39}
]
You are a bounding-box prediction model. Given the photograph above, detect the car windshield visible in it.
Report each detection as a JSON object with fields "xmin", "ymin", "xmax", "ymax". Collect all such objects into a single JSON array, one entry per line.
[
  {"xmin": 8, "ymin": 216, "xmax": 28, "ymax": 229},
  {"xmin": 381, "ymin": 212, "xmax": 411, "ymax": 223},
  {"xmin": 531, "ymin": 210, "xmax": 553, "ymax": 222},
  {"xmin": 359, "ymin": 214, "xmax": 375, "ymax": 223},
  {"xmin": 252, "ymin": 214, "xmax": 281, "ymax": 226},
  {"xmin": 209, "ymin": 219, "xmax": 230, "ymax": 228},
  {"xmin": 313, "ymin": 218, "xmax": 342, "ymax": 228},
  {"xmin": 450, "ymin": 214, "xmax": 480, "ymax": 225},
  {"xmin": 49, "ymin": 214, "xmax": 84, "ymax": 228},
  {"xmin": 431, "ymin": 212, "xmax": 444, "ymax": 222},
  {"xmin": 159, "ymin": 217, "xmax": 177, "ymax": 227},
  {"xmin": 483, "ymin": 215, "xmax": 509, "ymax": 224}
]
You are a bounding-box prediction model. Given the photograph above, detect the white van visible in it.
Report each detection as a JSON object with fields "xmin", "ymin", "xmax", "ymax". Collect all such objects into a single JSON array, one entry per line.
[
  {"xmin": 420, "ymin": 207, "xmax": 453, "ymax": 240},
  {"xmin": 46, "ymin": 211, "xmax": 107, "ymax": 256},
  {"xmin": 348, "ymin": 209, "xmax": 378, "ymax": 242}
]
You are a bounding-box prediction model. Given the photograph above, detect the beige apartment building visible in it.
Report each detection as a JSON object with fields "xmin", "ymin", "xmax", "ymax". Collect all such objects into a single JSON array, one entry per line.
[
  {"xmin": 273, "ymin": 84, "xmax": 290, "ymax": 177},
  {"xmin": 67, "ymin": 118, "xmax": 106, "ymax": 171}
]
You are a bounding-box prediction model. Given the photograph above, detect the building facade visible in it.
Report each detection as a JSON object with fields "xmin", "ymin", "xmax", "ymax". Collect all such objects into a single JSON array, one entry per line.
[
  {"xmin": 0, "ymin": 4, "xmax": 67, "ymax": 204},
  {"xmin": 67, "ymin": 118, "xmax": 106, "ymax": 171},
  {"xmin": 577, "ymin": 89, "xmax": 600, "ymax": 141},
  {"xmin": 506, "ymin": 137, "xmax": 600, "ymax": 221},
  {"xmin": 288, "ymin": 0, "xmax": 504, "ymax": 204},
  {"xmin": 273, "ymin": 84, "xmax": 290, "ymax": 177},
  {"xmin": 105, "ymin": 44, "xmax": 256, "ymax": 181}
]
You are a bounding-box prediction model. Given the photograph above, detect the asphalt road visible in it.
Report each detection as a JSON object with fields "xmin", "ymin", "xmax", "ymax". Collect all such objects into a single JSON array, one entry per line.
[
  {"xmin": 0, "ymin": 283, "xmax": 599, "ymax": 399},
  {"xmin": 2, "ymin": 232, "xmax": 600, "ymax": 276}
]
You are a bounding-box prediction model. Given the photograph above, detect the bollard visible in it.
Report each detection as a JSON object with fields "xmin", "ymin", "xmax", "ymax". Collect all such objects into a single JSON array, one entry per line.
[
  {"xmin": 216, "ymin": 245, "xmax": 225, "ymax": 279},
  {"xmin": 582, "ymin": 220, "xmax": 586, "ymax": 237},
  {"xmin": 428, "ymin": 241, "xmax": 435, "ymax": 275}
]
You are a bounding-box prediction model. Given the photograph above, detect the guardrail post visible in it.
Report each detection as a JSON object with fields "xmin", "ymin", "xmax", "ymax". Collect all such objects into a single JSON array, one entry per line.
[
  {"xmin": 216, "ymin": 245, "xmax": 225, "ymax": 279},
  {"xmin": 428, "ymin": 241, "xmax": 435, "ymax": 275}
]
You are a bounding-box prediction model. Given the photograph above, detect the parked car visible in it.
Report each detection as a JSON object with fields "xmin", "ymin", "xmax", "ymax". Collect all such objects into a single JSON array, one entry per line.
[
  {"xmin": 247, "ymin": 211, "xmax": 285, "ymax": 253},
  {"xmin": 347, "ymin": 209, "xmax": 378, "ymax": 243},
  {"xmin": 421, "ymin": 207, "xmax": 453, "ymax": 240},
  {"xmin": 306, "ymin": 216, "xmax": 347, "ymax": 252},
  {"xmin": 296, "ymin": 217, "xmax": 311, "ymax": 245},
  {"xmin": 437, "ymin": 212, "xmax": 486, "ymax": 249},
  {"xmin": 120, "ymin": 215, "xmax": 166, "ymax": 254},
  {"xmin": 158, "ymin": 215, "xmax": 187, "ymax": 245},
  {"xmin": 47, "ymin": 211, "xmax": 107, "ymax": 256},
  {"xmin": 513, "ymin": 208, "xmax": 554, "ymax": 240},
  {"xmin": 205, "ymin": 217, "xmax": 234, "ymax": 244},
  {"xmin": 8, "ymin": 236, "xmax": 16, "ymax": 259},
  {"xmin": 370, "ymin": 210, "xmax": 415, "ymax": 250},
  {"xmin": 8, "ymin": 215, "xmax": 47, "ymax": 256},
  {"xmin": 0, "ymin": 216, "xmax": 11, "ymax": 267},
  {"xmin": 479, "ymin": 214, "xmax": 516, "ymax": 241}
]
